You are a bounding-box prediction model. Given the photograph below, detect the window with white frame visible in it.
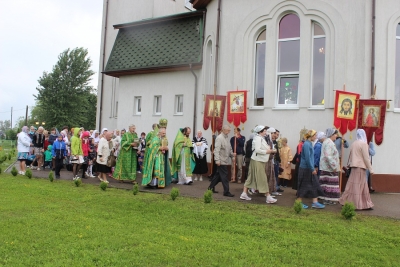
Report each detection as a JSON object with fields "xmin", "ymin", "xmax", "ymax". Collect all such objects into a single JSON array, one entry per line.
[
  {"xmin": 277, "ymin": 14, "xmax": 300, "ymax": 106},
  {"xmin": 134, "ymin": 96, "xmax": 141, "ymax": 115},
  {"xmin": 154, "ymin": 96, "xmax": 162, "ymax": 115},
  {"xmin": 175, "ymin": 95, "xmax": 184, "ymax": 114},
  {"xmin": 254, "ymin": 30, "xmax": 266, "ymax": 106},
  {"xmin": 311, "ymin": 23, "xmax": 326, "ymax": 106},
  {"xmin": 395, "ymin": 24, "xmax": 400, "ymax": 108}
]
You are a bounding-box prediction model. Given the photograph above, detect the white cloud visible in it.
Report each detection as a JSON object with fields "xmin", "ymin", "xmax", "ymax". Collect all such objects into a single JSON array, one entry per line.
[{"xmin": 0, "ymin": 0, "xmax": 102, "ymax": 123}]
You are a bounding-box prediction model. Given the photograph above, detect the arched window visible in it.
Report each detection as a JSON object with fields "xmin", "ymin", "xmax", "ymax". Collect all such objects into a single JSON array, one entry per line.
[
  {"xmin": 277, "ymin": 14, "xmax": 300, "ymax": 106},
  {"xmin": 254, "ymin": 30, "xmax": 266, "ymax": 106},
  {"xmin": 395, "ymin": 24, "xmax": 400, "ymax": 108},
  {"xmin": 311, "ymin": 23, "xmax": 326, "ymax": 106}
]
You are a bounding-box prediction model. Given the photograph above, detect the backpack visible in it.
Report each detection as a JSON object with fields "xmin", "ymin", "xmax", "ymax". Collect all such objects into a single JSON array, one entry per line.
[{"xmin": 245, "ymin": 139, "xmax": 253, "ymax": 158}]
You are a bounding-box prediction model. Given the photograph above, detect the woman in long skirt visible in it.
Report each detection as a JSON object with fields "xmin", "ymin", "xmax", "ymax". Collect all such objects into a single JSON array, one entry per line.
[
  {"xmin": 296, "ymin": 130, "xmax": 325, "ymax": 209},
  {"xmin": 240, "ymin": 125, "xmax": 277, "ymax": 204},
  {"xmin": 339, "ymin": 129, "xmax": 374, "ymax": 210}
]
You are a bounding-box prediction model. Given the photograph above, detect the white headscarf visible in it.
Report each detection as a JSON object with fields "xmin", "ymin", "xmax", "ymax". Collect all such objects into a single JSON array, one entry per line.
[
  {"xmin": 316, "ymin": 131, "xmax": 326, "ymax": 140},
  {"xmin": 356, "ymin": 129, "xmax": 367, "ymax": 143},
  {"xmin": 91, "ymin": 130, "xmax": 99, "ymax": 143},
  {"xmin": 101, "ymin": 128, "xmax": 108, "ymax": 135}
]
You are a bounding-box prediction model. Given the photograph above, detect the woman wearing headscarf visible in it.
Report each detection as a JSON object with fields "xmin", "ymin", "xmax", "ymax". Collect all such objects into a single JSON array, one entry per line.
[
  {"xmin": 339, "ymin": 129, "xmax": 374, "ymax": 210},
  {"xmin": 313, "ymin": 131, "xmax": 326, "ymax": 178},
  {"xmin": 240, "ymin": 125, "xmax": 277, "ymax": 204},
  {"xmin": 296, "ymin": 129, "xmax": 325, "ymax": 209},
  {"xmin": 265, "ymin": 127, "xmax": 278, "ymax": 196},
  {"xmin": 319, "ymin": 128, "xmax": 340, "ymax": 205},
  {"xmin": 17, "ymin": 126, "xmax": 32, "ymax": 175}
]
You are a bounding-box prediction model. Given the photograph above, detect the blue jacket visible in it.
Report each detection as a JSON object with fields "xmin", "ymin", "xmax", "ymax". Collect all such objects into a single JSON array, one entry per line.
[
  {"xmin": 52, "ymin": 140, "xmax": 67, "ymax": 159},
  {"xmin": 300, "ymin": 140, "xmax": 314, "ymax": 171},
  {"xmin": 314, "ymin": 141, "xmax": 322, "ymax": 169},
  {"xmin": 230, "ymin": 135, "xmax": 246, "ymax": 155}
]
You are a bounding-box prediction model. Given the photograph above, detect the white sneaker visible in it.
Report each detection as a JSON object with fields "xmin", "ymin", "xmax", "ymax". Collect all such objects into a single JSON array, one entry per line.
[
  {"xmin": 199, "ymin": 177, "xmax": 203, "ymax": 181},
  {"xmin": 21, "ymin": 171, "xmax": 25, "ymax": 175},
  {"xmin": 271, "ymin": 192, "xmax": 282, "ymax": 196},
  {"xmin": 18, "ymin": 171, "xmax": 23, "ymax": 175},
  {"xmin": 240, "ymin": 192, "xmax": 252, "ymax": 201},
  {"xmin": 266, "ymin": 196, "xmax": 277, "ymax": 204},
  {"xmin": 194, "ymin": 177, "xmax": 198, "ymax": 181},
  {"xmin": 248, "ymin": 188, "xmax": 255, "ymax": 195}
]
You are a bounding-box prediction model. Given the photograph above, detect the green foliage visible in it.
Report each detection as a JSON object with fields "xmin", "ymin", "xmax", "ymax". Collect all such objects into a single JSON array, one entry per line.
[
  {"xmin": 11, "ymin": 166, "xmax": 18, "ymax": 176},
  {"xmin": 132, "ymin": 183, "xmax": 139, "ymax": 195},
  {"xmin": 74, "ymin": 178, "xmax": 82, "ymax": 187},
  {"xmin": 33, "ymin": 47, "xmax": 97, "ymax": 129},
  {"xmin": 204, "ymin": 189, "xmax": 213, "ymax": 204},
  {"xmin": 48, "ymin": 172, "xmax": 54, "ymax": 182},
  {"xmin": 341, "ymin": 202, "xmax": 356, "ymax": 220},
  {"xmin": 100, "ymin": 181, "xmax": 108, "ymax": 191},
  {"xmin": 293, "ymin": 200, "xmax": 303, "ymax": 214},
  {"xmin": 170, "ymin": 187, "xmax": 179, "ymax": 201},
  {"xmin": 5, "ymin": 129, "xmax": 17, "ymax": 140},
  {"xmin": 0, "ymin": 167, "xmax": 2, "ymax": 174},
  {"xmin": 25, "ymin": 169, "xmax": 33, "ymax": 179},
  {"xmin": 7, "ymin": 153, "xmax": 11, "ymax": 160}
]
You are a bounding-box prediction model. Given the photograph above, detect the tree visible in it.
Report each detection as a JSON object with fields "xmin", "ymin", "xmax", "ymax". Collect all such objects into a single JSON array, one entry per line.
[
  {"xmin": 34, "ymin": 47, "xmax": 97, "ymax": 129},
  {"xmin": 0, "ymin": 120, "xmax": 11, "ymax": 132}
]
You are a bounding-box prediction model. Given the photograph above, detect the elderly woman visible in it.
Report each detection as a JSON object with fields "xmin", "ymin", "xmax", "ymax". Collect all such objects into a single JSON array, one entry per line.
[
  {"xmin": 296, "ymin": 129, "xmax": 325, "ymax": 209},
  {"xmin": 240, "ymin": 125, "xmax": 277, "ymax": 204},
  {"xmin": 192, "ymin": 130, "xmax": 209, "ymax": 181},
  {"xmin": 319, "ymin": 128, "xmax": 340, "ymax": 205},
  {"xmin": 339, "ymin": 129, "xmax": 374, "ymax": 210},
  {"xmin": 17, "ymin": 126, "xmax": 32, "ymax": 175},
  {"xmin": 97, "ymin": 132, "xmax": 114, "ymax": 183}
]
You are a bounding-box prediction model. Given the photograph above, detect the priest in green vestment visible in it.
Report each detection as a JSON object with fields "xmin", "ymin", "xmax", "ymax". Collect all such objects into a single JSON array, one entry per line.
[
  {"xmin": 171, "ymin": 127, "xmax": 195, "ymax": 185},
  {"xmin": 141, "ymin": 120, "xmax": 172, "ymax": 188},
  {"xmin": 113, "ymin": 124, "xmax": 138, "ymax": 183}
]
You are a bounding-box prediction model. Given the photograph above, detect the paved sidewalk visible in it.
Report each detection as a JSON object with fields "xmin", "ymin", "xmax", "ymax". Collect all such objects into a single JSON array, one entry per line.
[{"xmin": 8, "ymin": 163, "xmax": 400, "ymax": 220}]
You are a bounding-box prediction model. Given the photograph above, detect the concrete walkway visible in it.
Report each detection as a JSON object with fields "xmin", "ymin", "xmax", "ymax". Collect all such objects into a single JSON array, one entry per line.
[{"xmin": 8, "ymin": 162, "xmax": 400, "ymax": 220}]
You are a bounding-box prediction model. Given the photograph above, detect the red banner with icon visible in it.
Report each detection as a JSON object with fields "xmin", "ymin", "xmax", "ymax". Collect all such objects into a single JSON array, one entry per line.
[
  {"xmin": 333, "ymin": 90, "xmax": 360, "ymax": 135},
  {"xmin": 203, "ymin": 95, "xmax": 226, "ymax": 133},
  {"xmin": 357, "ymin": 99, "xmax": 386, "ymax": 145},
  {"xmin": 226, "ymin": 90, "xmax": 247, "ymax": 127}
]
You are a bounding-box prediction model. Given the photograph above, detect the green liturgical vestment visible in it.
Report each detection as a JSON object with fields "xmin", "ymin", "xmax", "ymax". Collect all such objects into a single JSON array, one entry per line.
[
  {"xmin": 171, "ymin": 129, "xmax": 195, "ymax": 177},
  {"xmin": 113, "ymin": 131, "xmax": 138, "ymax": 181}
]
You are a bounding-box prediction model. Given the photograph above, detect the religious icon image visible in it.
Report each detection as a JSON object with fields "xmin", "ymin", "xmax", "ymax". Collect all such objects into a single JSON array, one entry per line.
[
  {"xmin": 336, "ymin": 94, "xmax": 357, "ymax": 120},
  {"xmin": 229, "ymin": 92, "xmax": 245, "ymax": 113},
  {"xmin": 362, "ymin": 105, "xmax": 380, "ymax": 127},
  {"xmin": 207, "ymin": 100, "xmax": 222, "ymax": 117}
]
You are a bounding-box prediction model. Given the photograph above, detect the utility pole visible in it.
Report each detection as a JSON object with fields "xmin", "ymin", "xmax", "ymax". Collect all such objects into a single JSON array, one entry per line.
[
  {"xmin": 10, "ymin": 107, "xmax": 13, "ymax": 130},
  {"xmin": 25, "ymin": 105, "xmax": 28, "ymax": 126}
]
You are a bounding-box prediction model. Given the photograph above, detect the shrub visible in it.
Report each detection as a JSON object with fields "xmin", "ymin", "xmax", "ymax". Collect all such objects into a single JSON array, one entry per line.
[
  {"xmin": 100, "ymin": 181, "xmax": 108, "ymax": 191},
  {"xmin": 0, "ymin": 167, "xmax": 2, "ymax": 174},
  {"xmin": 170, "ymin": 187, "xmax": 180, "ymax": 201},
  {"xmin": 7, "ymin": 153, "xmax": 11, "ymax": 160},
  {"xmin": 48, "ymin": 172, "xmax": 54, "ymax": 182},
  {"xmin": 341, "ymin": 202, "xmax": 356, "ymax": 220},
  {"xmin": 74, "ymin": 178, "xmax": 82, "ymax": 187},
  {"xmin": 25, "ymin": 169, "xmax": 33, "ymax": 179},
  {"xmin": 204, "ymin": 189, "xmax": 213, "ymax": 204},
  {"xmin": 11, "ymin": 166, "xmax": 18, "ymax": 176},
  {"xmin": 293, "ymin": 200, "xmax": 303, "ymax": 214},
  {"xmin": 133, "ymin": 183, "xmax": 139, "ymax": 195}
]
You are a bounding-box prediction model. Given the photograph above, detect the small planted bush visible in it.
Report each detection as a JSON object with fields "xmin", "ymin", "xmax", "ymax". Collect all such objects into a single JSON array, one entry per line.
[
  {"xmin": 294, "ymin": 200, "xmax": 303, "ymax": 214},
  {"xmin": 204, "ymin": 189, "xmax": 213, "ymax": 204},
  {"xmin": 25, "ymin": 169, "xmax": 33, "ymax": 179},
  {"xmin": 133, "ymin": 183, "xmax": 139, "ymax": 195},
  {"xmin": 7, "ymin": 153, "xmax": 11, "ymax": 160},
  {"xmin": 48, "ymin": 172, "xmax": 54, "ymax": 182},
  {"xmin": 100, "ymin": 181, "xmax": 108, "ymax": 191},
  {"xmin": 170, "ymin": 187, "xmax": 179, "ymax": 201},
  {"xmin": 74, "ymin": 178, "xmax": 82, "ymax": 187},
  {"xmin": 341, "ymin": 202, "xmax": 356, "ymax": 220},
  {"xmin": 11, "ymin": 166, "xmax": 18, "ymax": 176}
]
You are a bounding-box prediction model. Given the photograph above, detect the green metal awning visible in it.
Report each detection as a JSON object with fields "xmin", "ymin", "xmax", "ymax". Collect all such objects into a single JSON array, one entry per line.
[{"xmin": 103, "ymin": 11, "xmax": 205, "ymax": 77}]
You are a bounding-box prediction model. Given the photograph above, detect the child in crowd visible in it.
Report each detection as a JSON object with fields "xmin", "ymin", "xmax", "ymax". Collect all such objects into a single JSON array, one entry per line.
[
  {"xmin": 278, "ymin": 137, "xmax": 293, "ymax": 188},
  {"xmin": 44, "ymin": 145, "xmax": 53, "ymax": 169},
  {"xmin": 52, "ymin": 134, "xmax": 67, "ymax": 179},
  {"xmin": 138, "ymin": 132, "xmax": 146, "ymax": 173}
]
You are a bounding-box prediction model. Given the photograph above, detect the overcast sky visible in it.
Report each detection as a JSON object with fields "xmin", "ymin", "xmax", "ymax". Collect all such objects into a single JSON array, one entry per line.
[{"xmin": 0, "ymin": 0, "xmax": 103, "ymax": 124}]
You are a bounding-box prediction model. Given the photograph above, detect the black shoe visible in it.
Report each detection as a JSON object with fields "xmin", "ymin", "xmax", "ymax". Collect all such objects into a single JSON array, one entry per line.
[
  {"xmin": 55, "ymin": 175, "xmax": 60, "ymax": 179},
  {"xmin": 171, "ymin": 179, "xmax": 178, "ymax": 184},
  {"xmin": 223, "ymin": 193, "xmax": 234, "ymax": 197},
  {"xmin": 208, "ymin": 188, "xmax": 218, "ymax": 193},
  {"xmin": 369, "ymin": 187, "xmax": 375, "ymax": 193},
  {"xmin": 277, "ymin": 188, "xmax": 284, "ymax": 192}
]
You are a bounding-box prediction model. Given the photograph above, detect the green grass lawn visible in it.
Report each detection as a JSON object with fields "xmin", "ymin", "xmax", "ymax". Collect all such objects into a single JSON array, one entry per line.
[
  {"xmin": 0, "ymin": 140, "xmax": 16, "ymax": 172},
  {"xmin": 1, "ymin": 175, "xmax": 399, "ymax": 266}
]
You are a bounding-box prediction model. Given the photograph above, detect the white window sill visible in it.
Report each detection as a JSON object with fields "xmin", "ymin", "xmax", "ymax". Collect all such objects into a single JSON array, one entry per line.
[
  {"xmin": 393, "ymin": 108, "xmax": 400, "ymax": 113},
  {"xmin": 133, "ymin": 113, "xmax": 141, "ymax": 116},
  {"xmin": 153, "ymin": 113, "xmax": 162, "ymax": 116},
  {"xmin": 248, "ymin": 106, "xmax": 265, "ymax": 110},
  {"xmin": 272, "ymin": 106, "xmax": 300, "ymax": 110},
  {"xmin": 308, "ymin": 106, "xmax": 325, "ymax": 111},
  {"xmin": 174, "ymin": 113, "xmax": 183, "ymax": 116}
]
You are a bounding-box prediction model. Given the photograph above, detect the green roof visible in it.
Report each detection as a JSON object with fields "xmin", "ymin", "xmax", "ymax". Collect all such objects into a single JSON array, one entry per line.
[{"xmin": 104, "ymin": 11, "xmax": 205, "ymax": 77}]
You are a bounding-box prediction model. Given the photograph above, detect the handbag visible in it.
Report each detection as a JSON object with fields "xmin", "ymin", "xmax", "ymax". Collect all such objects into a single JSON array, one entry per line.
[
  {"xmin": 342, "ymin": 151, "xmax": 352, "ymax": 178},
  {"xmin": 106, "ymin": 141, "xmax": 116, "ymax": 167}
]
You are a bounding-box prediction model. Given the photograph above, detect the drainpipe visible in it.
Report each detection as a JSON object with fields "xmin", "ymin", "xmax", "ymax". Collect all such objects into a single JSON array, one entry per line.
[
  {"xmin": 190, "ymin": 64, "xmax": 198, "ymax": 138},
  {"xmin": 370, "ymin": 0, "xmax": 376, "ymax": 96},
  {"xmin": 98, "ymin": 0, "xmax": 109, "ymax": 130},
  {"xmin": 212, "ymin": 0, "xmax": 222, "ymax": 134}
]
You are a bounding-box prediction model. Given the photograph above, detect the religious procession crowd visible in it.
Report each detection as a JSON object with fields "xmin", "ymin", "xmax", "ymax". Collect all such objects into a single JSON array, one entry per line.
[{"xmin": 16, "ymin": 118, "xmax": 376, "ymax": 210}]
